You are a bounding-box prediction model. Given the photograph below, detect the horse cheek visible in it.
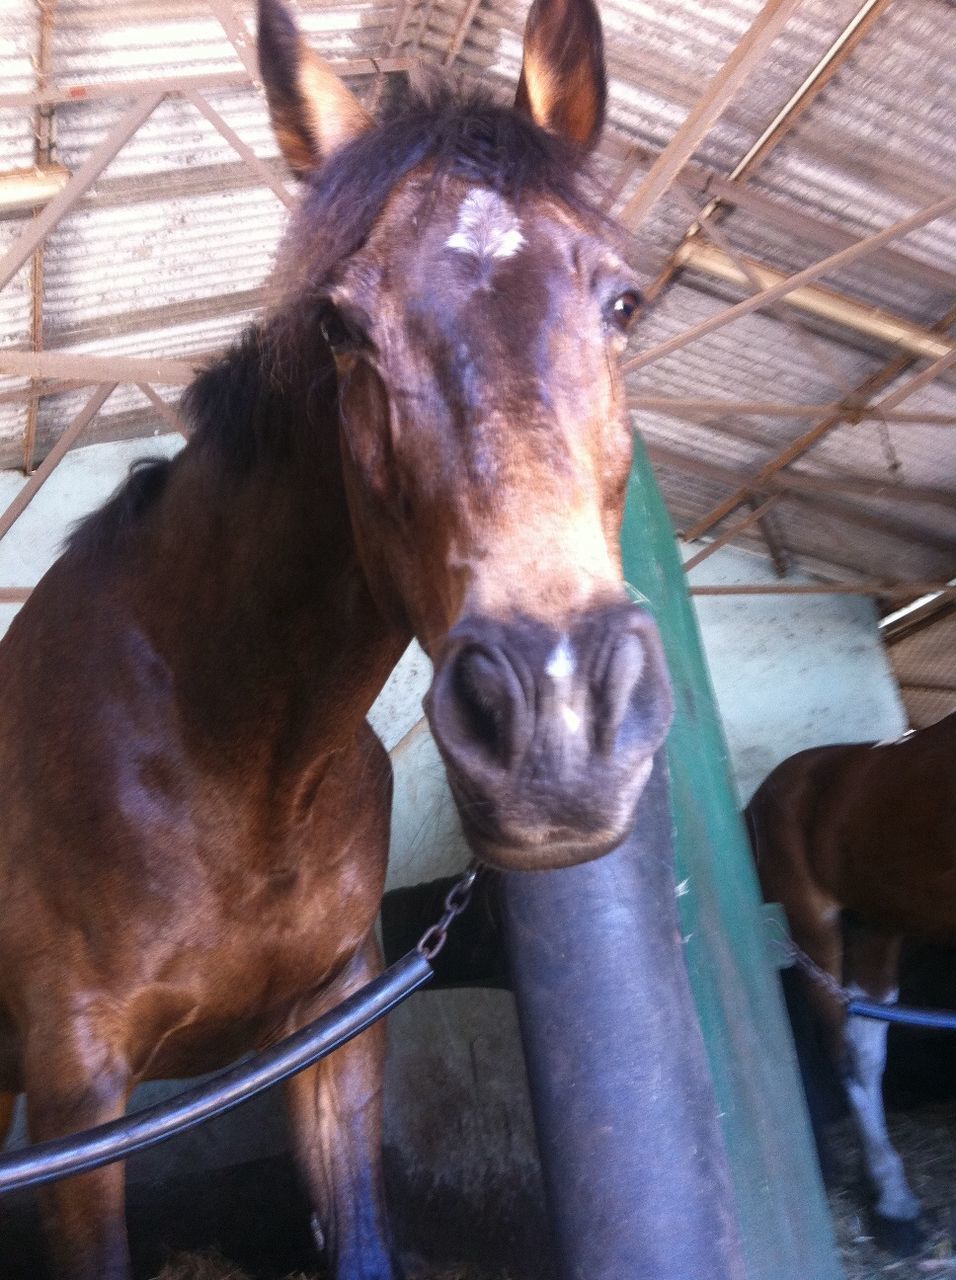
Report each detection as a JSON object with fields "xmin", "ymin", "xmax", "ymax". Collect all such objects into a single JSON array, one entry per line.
[{"xmin": 338, "ymin": 361, "xmax": 396, "ymax": 507}]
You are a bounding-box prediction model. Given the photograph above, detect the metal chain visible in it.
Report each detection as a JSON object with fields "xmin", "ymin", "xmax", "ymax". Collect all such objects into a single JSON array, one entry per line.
[{"xmin": 416, "ymin": 862, "xmax": 481, "ymax": 962}]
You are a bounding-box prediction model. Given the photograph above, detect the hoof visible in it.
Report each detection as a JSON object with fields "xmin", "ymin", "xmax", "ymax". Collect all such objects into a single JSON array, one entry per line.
[{"xmin": 871, "ymin": 1210, "xmax": 925, "ymax": 1257}]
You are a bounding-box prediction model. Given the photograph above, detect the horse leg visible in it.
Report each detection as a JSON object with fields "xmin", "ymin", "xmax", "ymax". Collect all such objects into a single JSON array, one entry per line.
[
  {"xmin": 777, "ymin": 895, "xmax": 850, "ymax": 1187},
  {"xmin": 284, "ymin": 935, "xmax": 403, "ymax": 1280},
  {"xmin": 23, "ymin": 1020, "xmax": 131, "ymax": 1280},
  {"xmin": 843, "ymin": 926, "xmax": 922, "ymax": 1253}
]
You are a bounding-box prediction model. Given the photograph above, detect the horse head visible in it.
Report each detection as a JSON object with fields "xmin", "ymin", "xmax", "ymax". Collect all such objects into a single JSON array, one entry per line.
[{"xmin": 258, "ymin": 0, "xmax": 673, "ymax": 870}]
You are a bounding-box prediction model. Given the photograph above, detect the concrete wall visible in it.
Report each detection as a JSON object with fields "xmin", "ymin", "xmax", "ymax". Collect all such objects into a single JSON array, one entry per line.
[
  {"xmin": 0, "ymin": 436, "xmax": 906, "ymax": 1271},
  {"xmin": 685, "ymin": 544, "xmax": 907, "ymax": 804}
]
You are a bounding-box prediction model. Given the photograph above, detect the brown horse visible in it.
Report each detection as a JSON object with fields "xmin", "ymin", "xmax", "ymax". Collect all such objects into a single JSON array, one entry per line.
[
  {"xmin": 0, "ymin": 1, "xmax": 674, "ymax": 1276},
  {"xmin": 747, "ymin": 711, "xmax": 956, "ymax": 1252}
]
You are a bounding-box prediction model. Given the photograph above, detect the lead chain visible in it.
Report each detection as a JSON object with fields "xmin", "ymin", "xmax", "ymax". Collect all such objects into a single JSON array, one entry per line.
[{"xmin": 416, "ymin": 862, "xmax": 481, "ymax": 962}]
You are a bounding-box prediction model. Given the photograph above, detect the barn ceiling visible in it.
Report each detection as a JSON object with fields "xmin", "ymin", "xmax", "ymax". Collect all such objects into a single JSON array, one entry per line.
[{"xmin": 0, "ymin": 0, "xmax": 953, "ymax": 627}]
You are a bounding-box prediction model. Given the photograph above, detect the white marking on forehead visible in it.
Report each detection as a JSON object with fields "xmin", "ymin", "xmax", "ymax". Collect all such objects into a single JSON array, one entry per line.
[
  {"xmin": 545, "ymin": 638, "xmax": 575, "ymax": 681},
  {"xmin": 445, "ymin": 188, "xmax": 526, "ymax": 263}
]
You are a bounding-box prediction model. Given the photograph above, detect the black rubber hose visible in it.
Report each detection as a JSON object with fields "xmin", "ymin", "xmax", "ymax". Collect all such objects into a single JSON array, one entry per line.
[
  {"xmin": 501, "ymin": 754, "xmax": 747, "ymax": 1280},
  {"xmin": 0, "ymin": 951, "xmax": 433, "ymax": 1195}
]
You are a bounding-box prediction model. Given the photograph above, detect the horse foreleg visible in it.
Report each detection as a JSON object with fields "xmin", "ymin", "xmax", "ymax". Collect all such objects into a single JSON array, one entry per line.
[
  {"xmin": 284, "ymin": 936, "xmax": 403, "ymax": 1280},
  {"xmin": 843, "ymin": 929, "xmax": 921, "ymax": 1252},
  {"xmin": 23, "ymin": 1024, "xmax": 131, "ymax": 1280}
]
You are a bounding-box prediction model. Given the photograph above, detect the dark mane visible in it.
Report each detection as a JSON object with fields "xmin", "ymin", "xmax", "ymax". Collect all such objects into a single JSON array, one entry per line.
[
  {"xmin": 65, "ymin": 90, "xmax": 601, "ymax": 562},
  {"xmin": 65, "ymin": 456, "xmax": 171, "ymax": 558}
]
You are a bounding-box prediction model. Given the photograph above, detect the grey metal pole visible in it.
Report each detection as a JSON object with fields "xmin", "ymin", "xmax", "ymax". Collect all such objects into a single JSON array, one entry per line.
[{"xmin": 501, "ymin": 753, "xmax": 746, "ymax": 1280}]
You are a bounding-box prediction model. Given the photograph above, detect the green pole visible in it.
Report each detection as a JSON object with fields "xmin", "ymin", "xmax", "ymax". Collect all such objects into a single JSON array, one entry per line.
[{"xmin": 621, "ymin": 435, "xmax": 843, "ymax": 1280}]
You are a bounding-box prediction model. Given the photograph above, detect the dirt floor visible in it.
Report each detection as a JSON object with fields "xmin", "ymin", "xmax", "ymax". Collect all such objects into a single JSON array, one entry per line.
[
  {"xmin": 148, "ymin": 1105, "xmax": 956, "ymax": 1280},
  {"xmin": 828, "ymin": 1103, "xmax": 956, "ymax": 1280}
]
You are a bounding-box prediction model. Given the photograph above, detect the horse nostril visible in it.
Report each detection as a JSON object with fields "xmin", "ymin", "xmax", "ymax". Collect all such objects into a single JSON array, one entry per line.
[
  {"xmin": 450, "ymin": 646, "xmax": 526, "ymax": 766},
  {"xmin": 596, "ymin": 630, "xmax": 647, "ymax": 756}
]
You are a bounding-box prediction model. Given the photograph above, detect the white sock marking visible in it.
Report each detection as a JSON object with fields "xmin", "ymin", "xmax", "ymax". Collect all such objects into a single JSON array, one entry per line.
[{"xmin": 844, "ymin": 986, "xmax": 921, "ymax": 1221}]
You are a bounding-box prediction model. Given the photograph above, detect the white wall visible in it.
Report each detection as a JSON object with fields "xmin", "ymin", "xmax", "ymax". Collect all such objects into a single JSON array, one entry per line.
[{"xmin": 686, "ymin": 544, "xmax": 907, "ymax": 804}]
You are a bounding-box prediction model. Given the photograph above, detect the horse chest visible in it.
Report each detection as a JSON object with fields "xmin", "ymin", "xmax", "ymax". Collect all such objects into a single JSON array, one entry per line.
[{"xmin": 130, "ymin": 863, "xmax": 376, "ymax": 1080}]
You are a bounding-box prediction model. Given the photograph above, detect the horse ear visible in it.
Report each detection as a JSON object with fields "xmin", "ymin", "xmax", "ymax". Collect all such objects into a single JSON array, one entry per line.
[
  {"xmin": 257, "ymin": 0, "xmax": 373, "ymax": 176},
  {"xmin": 514, "ymin": 0, "xmax": 607, "ymax": 149}
]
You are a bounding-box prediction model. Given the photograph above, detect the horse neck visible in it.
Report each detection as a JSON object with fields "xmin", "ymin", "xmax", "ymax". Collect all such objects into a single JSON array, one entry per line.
[{"xmin": 129, "ymin": 339, "xmax": 409, "ymax": 768}]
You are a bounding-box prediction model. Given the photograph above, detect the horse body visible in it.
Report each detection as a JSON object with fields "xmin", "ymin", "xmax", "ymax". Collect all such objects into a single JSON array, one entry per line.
[
  {"xmin": 0, "ymin": 1, "xmax": 675, "ymax": 1276},
  {"xmin": 0, "ymin": 328, "xmax": 406, "ymax": 1279},
  {"xmin": 748, "ymin": 711, "xmax": 956, "ymax": 1250}
]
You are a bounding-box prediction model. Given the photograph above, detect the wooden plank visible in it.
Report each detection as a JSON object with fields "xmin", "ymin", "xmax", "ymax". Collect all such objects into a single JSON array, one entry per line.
[
  {"xmin": 624, "ymin": 192, "xmax": 956, "ymax": 375},
  {"xmin": 0, "ymin": 352, "xmax": 197, "ymax": 384},
  {"xmin": 0, "ymin": 92, "xmax": 166, "ymax": 296},
  {"xmin": 689, "ymin": 582, "xmax": 956, "ymax": 598},
  {"xmin": 0, "ymin": 385, "xmax": 116, "ymax": 542},
  {"xmin": 185, "ymin": 90, "xmax": 296, "ymax": 209},
  {"xmin": 618, "ymin": 0, "xmax": 803, "ymax": 230}
]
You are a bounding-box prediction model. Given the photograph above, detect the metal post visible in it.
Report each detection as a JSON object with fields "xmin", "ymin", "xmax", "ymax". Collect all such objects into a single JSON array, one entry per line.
[{"xmin": 501, "ymin": 756, "xmax": 746, "ymax": 1280}]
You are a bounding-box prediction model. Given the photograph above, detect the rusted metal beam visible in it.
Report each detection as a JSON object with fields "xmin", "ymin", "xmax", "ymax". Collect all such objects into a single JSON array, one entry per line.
[
  {"xmin": 0, "ymin": 61, "xmax": 410, "ymax": 111},
  {"xmin": 683, "ymin": 497, "xmax": 778, "ymax": 572},
  {"xmin": 654, "ymin": 452, "xmax": 956, "ymax": 556},
  {"xmin": 184, "ymin": 90, "xmax": 295, "ymax": 209},
  {"xmin": 23, "ymin": 0, "xmax": 58, "ymax": 477},
  {"xmin": 443, "ymin": 0, "xmax": 484, "ymax": 67},
  {"xmin": 750, "ymin": 498, "xmax": 792, "ymax": 578},
  {"xmin": 629, "ymin": 396, "xmax": 955, "ymax": 424},
  {"xmin": 669, "ymin": 180, "xmax": 858, "ymax": 402},
  {"xmin": 682, "ymin": 303, "xmax": 956, "ymax": 542},
  {"xmin": 624, "ymin": 192, "xmax": 956, "ymax": 375},
  {"xmin": 0, "ymin": 352, "xmax": 197, "ymax": 383},
  {"xmin": 618, "ymin": 0, "xmax": 803, "ymax": 231},
  {"xmin": 604, "ymin": 134, "xmax": 956, "ymax": 296},
  {"xmin": 137, "ymin": 384, "xmax": 190, "ymax": 438},
  {"xmin": 0, "ymin": 384, "xmax": 116, "ymax": 543},
  {"xmin": 673, "ymin": 241, "xmax": 953, "ymax": 361},
  {"xmin": 692, "ymin": 0, "xmax": 895, "ymax": 224},
  {"xmin": 0, "ymin": 165, "xmax": 70, "ymax": 213},
  {"xmin": 689, "ymin": 582, "xmax": 956, "ymax": 599},
  {"xmin": 0, "ymin": 91, "xmax": 166, "ymax": 297},
  {"xmin": 206, "ymin": 0, "xmax": 260, "ymax": 82},
  {"xmin": 645, "ymin": 439, "xmax": 956, "ymax": 510},
  {"xmin": 628, "ymin": 0, "xmax": 896, "ymax": 310}
]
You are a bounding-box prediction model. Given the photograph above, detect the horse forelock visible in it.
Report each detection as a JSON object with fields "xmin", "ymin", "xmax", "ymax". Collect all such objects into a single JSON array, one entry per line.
[
  {"xmin": 274, "ymin": 86, "xmax": 604, "ymax": 299},
  {"xmin": 62, "ymin": 90, "xmax": 613, "ymax": 568}
]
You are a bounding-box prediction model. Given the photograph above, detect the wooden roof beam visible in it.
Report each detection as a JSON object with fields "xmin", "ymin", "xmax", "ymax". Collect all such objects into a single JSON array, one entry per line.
[{"xmin": 618, "ymin": 0, "xmax": 803, "ymax": 231}]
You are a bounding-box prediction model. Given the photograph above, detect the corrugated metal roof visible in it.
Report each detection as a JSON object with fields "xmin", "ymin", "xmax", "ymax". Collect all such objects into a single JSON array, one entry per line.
[{"xmin": 0, "ymin": 0, "xmax": 952, "ymax": 665}]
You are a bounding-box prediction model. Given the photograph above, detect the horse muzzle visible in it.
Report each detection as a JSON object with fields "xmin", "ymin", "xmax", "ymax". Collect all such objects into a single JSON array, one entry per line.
[{"xmin": 424, "ymin": 604, "xmax": 674, "ymax": 870}]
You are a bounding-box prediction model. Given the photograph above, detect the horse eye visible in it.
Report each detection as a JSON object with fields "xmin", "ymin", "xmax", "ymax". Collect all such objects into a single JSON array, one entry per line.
[
  {"xmin": 320, "ymin": 306, "xmax": 368, "ymax": 353},
  {"xmin": 610, "ymin": 290, "xmax": 642, "ymax": 331}
]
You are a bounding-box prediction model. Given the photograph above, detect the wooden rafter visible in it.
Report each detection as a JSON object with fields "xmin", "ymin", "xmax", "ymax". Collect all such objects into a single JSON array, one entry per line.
[
  {"xmin": 624, "ymin": 193, "xmax": 956, "ymax": 375},
  {"xmin": 689, "ymin": 583, "xmax": 956, "ymax": 598},
  {"xmin": 618, "ymin": 0, "xmax": 803, "ymax": 231}
]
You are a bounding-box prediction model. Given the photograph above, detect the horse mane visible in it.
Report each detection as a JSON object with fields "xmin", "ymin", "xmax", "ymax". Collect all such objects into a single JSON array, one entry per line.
[
  {"xmin": 65, "ymin": 86, "xmax": 602, "ymax": 561},
  {"xmin": 65, "ymin": 456, "xmax": 172, "ymax": 558}
]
